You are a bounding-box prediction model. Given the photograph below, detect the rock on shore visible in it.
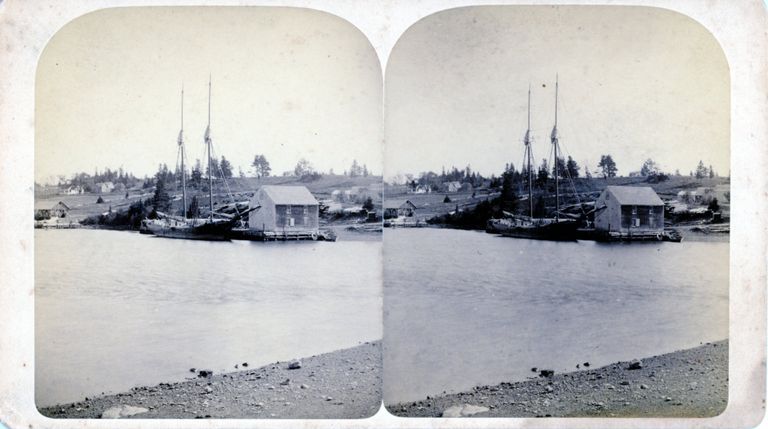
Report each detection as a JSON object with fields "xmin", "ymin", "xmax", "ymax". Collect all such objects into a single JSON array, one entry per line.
[
  {"xmin": 389, "ymin": 340, "xmax": 728, "ymax": 418},
  {"xmin": 40, "ymin": 341, "xmax": 382, "ymax": 419}
]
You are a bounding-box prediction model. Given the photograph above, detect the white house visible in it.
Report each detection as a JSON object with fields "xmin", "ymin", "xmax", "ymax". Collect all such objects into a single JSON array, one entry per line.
[
  {"xmin": 66, "ymin": 185, "xmax": 84, "ymax": 195},
  {"xmin": 94, "ymin": 181, "xmax": 115, "ymax": 193},
  {"xmin": 441, "ymin": 181, "xmax": 461, "ymax": 193}
]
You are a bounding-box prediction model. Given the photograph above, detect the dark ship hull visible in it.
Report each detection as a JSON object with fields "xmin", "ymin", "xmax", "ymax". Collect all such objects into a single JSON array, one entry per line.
[
  {"xmin": 487, "ymin": 217, "xmax": 580, "ymax": 241},
  {"xmin": 143, "ymin": 217, "xmax": 238, "ymax": 241}
]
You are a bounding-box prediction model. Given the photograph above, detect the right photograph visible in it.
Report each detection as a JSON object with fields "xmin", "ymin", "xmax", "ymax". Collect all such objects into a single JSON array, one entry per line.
[{"xmin": 383, "ymin": 5, "xmax": 729, "ymax": 418}]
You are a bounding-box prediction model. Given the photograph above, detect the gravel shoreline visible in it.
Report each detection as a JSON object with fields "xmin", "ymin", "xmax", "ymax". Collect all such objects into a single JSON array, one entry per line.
[
  {"xmin": 40, "ymin": 341, "xmax": 382, "ymax": 419},
  {"xmin": 388, "ymin": 340, "xmax": 728, "ymax": 418}
]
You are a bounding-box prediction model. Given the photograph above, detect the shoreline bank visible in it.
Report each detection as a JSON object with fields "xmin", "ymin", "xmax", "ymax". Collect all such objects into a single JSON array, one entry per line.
[
  {"xmin": 40, "ymin": 341, "xmax": 382, "ymax": 419},
  {"xmin": 398, "ymin": 222, "xmax": 729, "ymax": 243},
  {"xmin": 388, "ymin": 340, "xmax": 728, "ymax": 418}
]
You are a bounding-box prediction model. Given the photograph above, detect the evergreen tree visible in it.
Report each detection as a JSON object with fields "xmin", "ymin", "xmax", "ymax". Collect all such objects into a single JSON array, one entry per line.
[
  {"xmin": 566, "ymin": 156, "xmax": 580, "ymax": 178},
  {"xmin": 536, "ymin": 159, "xmax": 550, "ymax": 187},
  {"xmin": 552, "ymin": 157, "xmax": 567, "ymax": 179},
  {"xmin": 219, "ymin": 156, "xmax": 233, "ymax": 179},
  {"xmin": 500, "ymin": 170, "xmax": 518, "ymax": 211},
  {"xmin": 695, "ymin": 160, "xmax": 708, "ymax": 179},
  {"xmin": 152, "ymin": 176, "xmax": 171, "ymax": 212},
  {"xmin": 349, "ymin": 159, "xmax": 362, "ymax": 177},
  {"xmin": 206, "ymin": 158, "xmax": 220, "ymax": 179},
  {"xmin": 191, "ymin": 159, "xmax": 203, "ymax": 188},
  {"xmin": 187, "ymin": 195, "xmax": 200, "ymax": 218}
]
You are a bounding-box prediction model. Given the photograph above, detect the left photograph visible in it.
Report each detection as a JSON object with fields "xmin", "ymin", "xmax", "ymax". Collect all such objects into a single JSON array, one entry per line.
[{"xmin": 34, "ymin": 7, "xmax": 383, "ymax": 419}]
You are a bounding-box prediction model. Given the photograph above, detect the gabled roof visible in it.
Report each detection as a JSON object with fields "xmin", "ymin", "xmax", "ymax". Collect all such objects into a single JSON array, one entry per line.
[
  {"xmin": 384, "ymin": 199, "xmax": 416, "ymax": 209},
  {"xmin": 52, "ymin": 201, "xmax": 71, "ymax": 210},
  {"xmin": 260, "ymin": 185, "xmax": 318, "ymax": 205},
  {"xmin": 604, "ymin": 186, "xmax": 663, "ymax": 206}
]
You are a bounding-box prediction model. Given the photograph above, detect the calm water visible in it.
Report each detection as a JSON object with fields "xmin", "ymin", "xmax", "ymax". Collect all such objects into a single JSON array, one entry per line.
[
  {"xmin": 383, "ymin": 228, "xmax": 728, "ymax": 404},
  {"xmin": 35, "ymin": 229, "xmax": 382, "ymax": 406}
]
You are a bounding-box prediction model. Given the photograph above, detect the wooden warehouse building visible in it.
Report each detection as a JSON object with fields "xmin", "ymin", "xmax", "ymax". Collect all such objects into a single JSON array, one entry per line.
[
  {"xmin": 594, "ymin": 186, "xmax": 665, "ymax": 239},
  {"xmin": 248, "ymin": 185, "xmax": 319, "ymax": 237}
]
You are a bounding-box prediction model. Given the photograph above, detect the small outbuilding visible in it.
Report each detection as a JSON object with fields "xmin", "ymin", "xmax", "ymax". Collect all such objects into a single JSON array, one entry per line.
[
  {"xmin": 594, "ymin": 186, "xmax": 664, "ymax": 236},
  {"xmin": 35, "ymin": 201, "xmax": 70, "ymax": 220},
  {"xmin": 248, "ymin": 185, "xmax": 319, "ymax": 234},
  {"xmin": 383, "ymin": 199, "xmax": 417, "ymax": 219}
]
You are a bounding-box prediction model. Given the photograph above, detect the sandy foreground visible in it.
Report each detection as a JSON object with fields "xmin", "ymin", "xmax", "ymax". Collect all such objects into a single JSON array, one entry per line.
[
  {"xmin": 389, "ymin": 340, "xmax": 728, "ymax": 418},
  {"xmin": 40, "ymin": 341, "xmax": 382, "ymax": 419}
]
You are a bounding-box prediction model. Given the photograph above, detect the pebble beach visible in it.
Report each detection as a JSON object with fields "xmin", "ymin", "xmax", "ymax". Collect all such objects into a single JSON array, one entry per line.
[
  {"xmin": 389, "ymin": 340, "xmax": 728, "ymax": 418},
  {"xmin": 40, "ymin": 341, "xmax": 382, "ymax": 419}
]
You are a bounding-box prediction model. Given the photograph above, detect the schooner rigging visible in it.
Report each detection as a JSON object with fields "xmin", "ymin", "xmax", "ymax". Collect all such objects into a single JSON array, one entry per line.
[{"xmin": 141, "ymin": 78, "xmax": 255, "ymax": 240}]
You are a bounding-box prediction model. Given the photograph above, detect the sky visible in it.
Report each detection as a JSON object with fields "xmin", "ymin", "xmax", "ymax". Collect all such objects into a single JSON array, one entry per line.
[
  {"xmin": 385, "ymin": 6, "xmax": 730, "ymax": 180},
  {"xmin": 36, "ymin": 7, "xmax": 383, "ymax": 184}
]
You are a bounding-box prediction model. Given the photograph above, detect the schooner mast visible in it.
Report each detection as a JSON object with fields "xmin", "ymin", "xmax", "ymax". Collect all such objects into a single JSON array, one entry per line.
[
  {"xmin": 551, "ymin": 75, "xmax": 560, "ymax": 221},
  {"xmin": 204, "ymin": 76, "xmax": 213, "ymax": 222},
  {"xmin": 523, "ymin": 84, "xmax": 534, "ymax": 218},
  {"xmin": 178, "ymin": 85, "xmax": 187, "ymax": 219}
]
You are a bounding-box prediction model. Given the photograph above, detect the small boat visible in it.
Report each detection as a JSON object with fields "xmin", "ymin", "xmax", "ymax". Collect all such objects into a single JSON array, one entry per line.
[{"xmin": 490, "ymin": 78, "xmax": 579, "ymax": 241}]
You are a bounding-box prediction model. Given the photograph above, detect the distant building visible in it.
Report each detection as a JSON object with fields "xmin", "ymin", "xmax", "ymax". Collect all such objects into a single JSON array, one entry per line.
[
  {"xmin": 594, "ymin": 186, "xmax": 664, "ymax": 235},
  {"xmin": 65, "ymin": 185, "xmax": 84, "ymax": 195},
  {"xmin": 248, "ymin": 185, "xmax": 319, "ymax": 234},
  {"xmin": 331, "ymin": 189, "xmax": 343, "ymax": 202},
  {"xmin": 94, "ymin": 181, "xmax": 115, "ymax": 193},
  {"xmin": 35, "ymin": 201, "xmax": 70, "ymax": 219},
  {"xmin": 383, "ymin": 199, "xmax": 417, "ymax": 219},
  {"xmin": 677, "ymin": 187, "xmax": 713, "ymax": 204},
  {"xmin": 408, "ymin": 184, "xmax": 430, "ymax": 194},
  {"xmin": 441, "ymin": 181, "xmax": 461, "ymax": 193}
]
